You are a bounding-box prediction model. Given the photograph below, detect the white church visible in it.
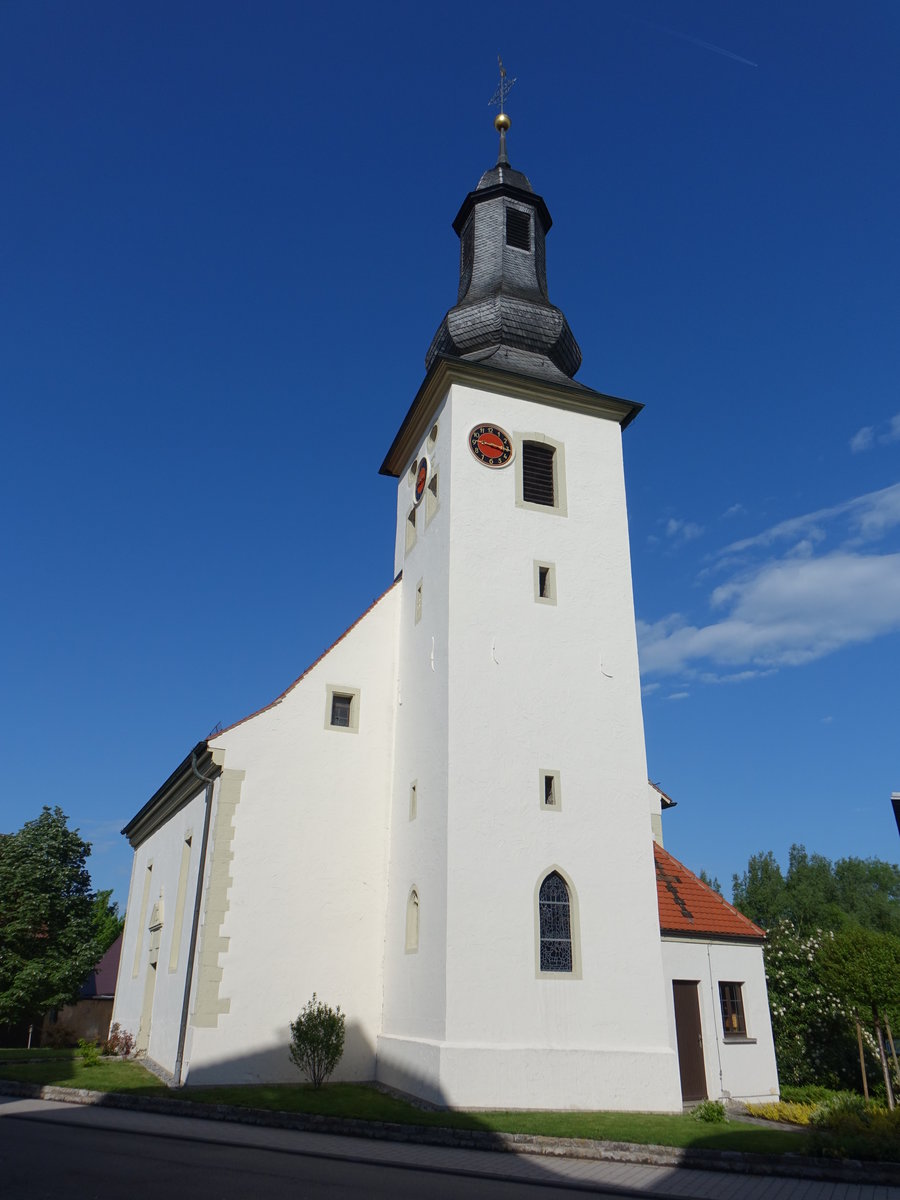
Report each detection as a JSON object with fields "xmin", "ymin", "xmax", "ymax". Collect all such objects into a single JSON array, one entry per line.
[{"xmin": 112, "ymin": 112, "xmax": 779, "ymax": 1112}]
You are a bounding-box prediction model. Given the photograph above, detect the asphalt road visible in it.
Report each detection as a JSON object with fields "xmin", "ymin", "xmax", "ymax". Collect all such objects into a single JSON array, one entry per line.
[{"xmin": 0, "ymin": 1101, "xmax": 645, "ymax": 1200}]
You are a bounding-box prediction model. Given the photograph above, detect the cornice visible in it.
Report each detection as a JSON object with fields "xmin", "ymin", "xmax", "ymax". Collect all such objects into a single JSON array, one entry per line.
[
  {"xmin": 122, "ymin": 742, "xmax": 224, "ymax": 848},
  {"xmin": 379, "ymin": 356, "xmax": 642, "ymax": 478}
]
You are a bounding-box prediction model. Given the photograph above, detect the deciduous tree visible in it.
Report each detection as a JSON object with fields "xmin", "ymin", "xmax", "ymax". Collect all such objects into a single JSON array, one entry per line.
[{"xmin": 0, "ymin": 808, "xmax": 102, "ymax": 1027}]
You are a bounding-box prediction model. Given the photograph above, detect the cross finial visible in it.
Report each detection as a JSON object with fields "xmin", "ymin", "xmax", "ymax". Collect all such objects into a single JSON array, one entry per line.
[{"xmin": 487, "ymin": 55, "xmax": 515, "ymax": 165}]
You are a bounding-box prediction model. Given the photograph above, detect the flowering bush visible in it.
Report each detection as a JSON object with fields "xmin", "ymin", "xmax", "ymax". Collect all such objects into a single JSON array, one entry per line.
[
  {"xmin": 102, "ymin": 1022, "xmax": 135, "ymax": 1057},
  {"xmin": 763, "ymin": 921, "xmax": 870, "ymax": 1089}
]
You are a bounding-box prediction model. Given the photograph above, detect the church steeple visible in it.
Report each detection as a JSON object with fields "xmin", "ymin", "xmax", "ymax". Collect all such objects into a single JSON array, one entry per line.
[{"xmin": 425, "ymin": 78, "xmax": 582, "ymax": 384}]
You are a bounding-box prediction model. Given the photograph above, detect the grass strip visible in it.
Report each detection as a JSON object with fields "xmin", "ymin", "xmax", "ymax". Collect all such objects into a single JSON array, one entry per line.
[{"xmin": 0, "ymin": 1064, "xmax": 807, "ymax": 1155}]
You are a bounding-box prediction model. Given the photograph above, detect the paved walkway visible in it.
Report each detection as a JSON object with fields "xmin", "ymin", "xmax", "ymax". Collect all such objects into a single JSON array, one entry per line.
[{"xmin": 2, "ymin": 1095, "xmax": 899, "ymax": 1199}]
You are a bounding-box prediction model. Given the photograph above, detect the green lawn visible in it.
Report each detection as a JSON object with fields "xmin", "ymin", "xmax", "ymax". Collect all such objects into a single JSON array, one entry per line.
[
  {"xmin": 0, "ymin": 1062, "xmax": 807, "ymax": 1155},
  {"xmin": 0, "ymin": 1058, "xmax": 166, "ymax": 1093},
  {"xmin": 0, "ymin": 1047, "xmax": 78, "ymax": 1061}
]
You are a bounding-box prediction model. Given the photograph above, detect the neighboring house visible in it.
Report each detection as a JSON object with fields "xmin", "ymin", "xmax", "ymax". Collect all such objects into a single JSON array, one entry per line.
[
  {"xmin": 112, "ymin": 125, "xmax": 779, "ymax": 1109},
  {"xmin": 42, "ymin": 933, "xmax": 122, "ymax": 1046}
]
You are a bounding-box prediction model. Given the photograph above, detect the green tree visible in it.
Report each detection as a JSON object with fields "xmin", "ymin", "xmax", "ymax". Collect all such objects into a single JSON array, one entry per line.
[
  {"xmin": 698, "ymin": 869, "xmax": 722, "ymax": 895},
  {"xmin": 819, "ymin": 926, "xmax": 900, "ymax": 1105},
  {"xmin": 92, "ymin": 889, "xmax": 124, "ymax": 956},
  {"xmin": 0, "ymin": 808, "xmax": 102, "ymax": 1026},
  {"xmin": 732, "ymin": 850, "xmax": 786, "ymax": 929}
]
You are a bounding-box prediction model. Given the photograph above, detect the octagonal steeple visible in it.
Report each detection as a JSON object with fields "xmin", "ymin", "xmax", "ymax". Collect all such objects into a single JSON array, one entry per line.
[{"xmin": 425, "ymin": 125, "xmax": 582, "ymax": 384}]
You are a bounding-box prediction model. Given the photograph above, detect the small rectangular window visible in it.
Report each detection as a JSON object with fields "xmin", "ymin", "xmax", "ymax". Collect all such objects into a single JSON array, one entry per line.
[
  {"xmin": 539, "ymin": 769, "xmax": 561, "ymax": 811},
  {"xmin": 534, "ymin": 560, "xmax": 556, "ymax": 604},
  {"xmin": 719, "ymin": 982, "xmax": 747, "ymax": 1037},
  {"xmin": 414, "ymin": 579, "xmax": 423, "ymax": 624},
  {"xmin": 331, "ymin": 694, "xmax": 352, "ymax": 727},
  {"xmin": 409, "ymin": 781, "xmax": 417, "ymax": 821},
  {"xmin": 522, "ymin": 441, "xmax": 555, "ymax": 506},
  {"xmin": 506, "ymin": 207, "xmax": 531, "ymax": 251},
  {"xmin": 325, "ymin": 685, "xmax": 360, "ymax": 732}
]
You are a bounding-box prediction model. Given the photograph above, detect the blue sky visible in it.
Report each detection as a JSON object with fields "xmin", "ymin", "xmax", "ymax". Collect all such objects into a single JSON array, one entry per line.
[{"xmin": 2, "ymin": 1, "xmax": 898, "ymax": 907}]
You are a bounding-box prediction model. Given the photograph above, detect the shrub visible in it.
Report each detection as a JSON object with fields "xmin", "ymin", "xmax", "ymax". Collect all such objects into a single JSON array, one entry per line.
[
  {"xmin": 807, "ymin": 1092, "xmax": 900, "ymax": 1161},
  {"xmin": 692, "ymin": 1099, "xmax": 727, "ymax": 1123},
  {"xmin": 289, "ymin": 994, "xmax": 346, "ymax": 1088},
  {"xmin": 77, "ymin": 1038, "xmax": 101, "ymax": 1067},
  {"xmin": 780, "ymin": 1084, "xmax": 842, "ymax": 1105},
  {"xmin": 102, "ymin": 1023, "xmax": 135, "ymax": 1057},
  {"xmin": 745, "ymin": 1101, "xmax": 816, "ymax": 1125}
]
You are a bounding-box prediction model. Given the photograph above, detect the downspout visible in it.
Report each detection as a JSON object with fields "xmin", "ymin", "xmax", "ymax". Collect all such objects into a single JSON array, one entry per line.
[
  {"xmin": 172, "ymin": 750, "xmax": 218, "ymax": 1087},
  {"xmin": 706, "ymin": 943, "xmax": 725, "ymax": 1098}
]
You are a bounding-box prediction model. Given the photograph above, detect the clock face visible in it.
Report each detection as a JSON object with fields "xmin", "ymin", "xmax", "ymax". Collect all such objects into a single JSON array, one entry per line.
[
  {"xmin": 414, "ymin": 456, "xmax": 428, "ymax": 504},
  {"xmin": 469, "ymin": 424, "xmax": 513, "ymax": 467}
]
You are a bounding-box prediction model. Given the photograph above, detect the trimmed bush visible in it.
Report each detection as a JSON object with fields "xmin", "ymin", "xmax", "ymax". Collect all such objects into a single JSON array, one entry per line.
[
  {"xmin": 289, "ymin": 994, "xmax": 346, "ymax": 1089},
  {"xmin": 746, "ymin": 1101, "xmax": 816, "ymax": 1126},
  {"xmin": 692, "ymin": 1099, "xmax": 727, "ymax": 1123}
]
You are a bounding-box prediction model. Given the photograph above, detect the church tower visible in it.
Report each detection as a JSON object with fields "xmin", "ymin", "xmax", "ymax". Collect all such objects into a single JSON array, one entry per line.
[{"xmin": 377, "ymin": 99, "xmax": 682, "ymax": 1110}]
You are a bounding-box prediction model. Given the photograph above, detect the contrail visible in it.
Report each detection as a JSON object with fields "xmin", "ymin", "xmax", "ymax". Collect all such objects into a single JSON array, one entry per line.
[{"xmin": 642, "ymin": 20, "xmax": 758, "ymax": 68}]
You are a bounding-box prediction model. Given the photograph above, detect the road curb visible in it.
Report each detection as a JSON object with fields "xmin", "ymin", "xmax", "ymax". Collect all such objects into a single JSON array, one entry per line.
[{"xmin": 1, "ymin": 1080, "xmax": 898, "ymax": 1187}]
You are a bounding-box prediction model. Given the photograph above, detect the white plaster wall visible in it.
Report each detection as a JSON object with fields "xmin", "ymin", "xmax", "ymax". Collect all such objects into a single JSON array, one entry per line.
[
  {"xmin": 186, "ymin": 586, "xmax": 400, "ymax": 1084},
  {"xmin": 661, "ymin": 938, "xmax": 780, "ymax": 1103},
  {"xmin": 382, "ymin": 391, "xmax": 451, "ymax": 1045},
  {"xmin": 111, "ymin": 785, "xmax": 208, "ymax": 1075},
  {"xmin": 381, "ymin": 379, "xmax": 681, "ymax": 1111}
]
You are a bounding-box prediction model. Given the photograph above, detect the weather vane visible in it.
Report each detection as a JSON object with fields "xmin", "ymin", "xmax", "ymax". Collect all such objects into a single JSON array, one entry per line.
[{"xmin": 488, "ymin": 56, "xmax": 515, "ymax": 164}]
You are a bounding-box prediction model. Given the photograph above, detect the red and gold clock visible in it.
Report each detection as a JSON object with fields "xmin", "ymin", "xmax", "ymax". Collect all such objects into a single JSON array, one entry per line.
[
  {"xmin": 414, "ymin": 456, "xmax": 428, "ymax": 504},
  {"xmin": 469, "ymin": 424, "xmax": 513, "ymax": 467}
]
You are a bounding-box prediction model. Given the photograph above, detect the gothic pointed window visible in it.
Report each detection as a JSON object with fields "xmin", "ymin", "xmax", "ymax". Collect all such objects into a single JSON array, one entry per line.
[{"xmin": 538, "ymin": 871, "xmax": 572, "ymax": 972}]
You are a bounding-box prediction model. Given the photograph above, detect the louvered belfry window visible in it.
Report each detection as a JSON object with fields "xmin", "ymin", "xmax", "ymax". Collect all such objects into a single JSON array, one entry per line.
[
  {"xmin": 539, "ymin": 871, "xmax": 573, "ymax": 972},
  {"xmin": 522, "ymin": 441, "xmax": 555, "ymax": 506},
  {"xmin": 506, "ymin": 206, "xmax": 531, "ymax": 250}
]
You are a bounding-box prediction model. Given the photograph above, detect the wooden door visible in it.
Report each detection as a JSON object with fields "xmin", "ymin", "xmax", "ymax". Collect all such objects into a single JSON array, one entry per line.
[{"xmin": 672, "ymin": 980, "xmax": 707, "ymax": 1102}]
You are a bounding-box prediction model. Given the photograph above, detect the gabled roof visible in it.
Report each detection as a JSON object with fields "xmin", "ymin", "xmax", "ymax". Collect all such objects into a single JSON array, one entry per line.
[
  {"xmin": 654, "ymin": 843, "xmax": 765, "ymax": 941},
  {"xmin": 80, "ymin": 933, "xmax": 122, "ymax": 999}
]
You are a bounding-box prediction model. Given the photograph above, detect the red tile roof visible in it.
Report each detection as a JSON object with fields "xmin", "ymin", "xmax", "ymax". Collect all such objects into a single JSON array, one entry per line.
[{"xmin": 654, "ymin": 842, "xmax": 765, "ymax": 941}]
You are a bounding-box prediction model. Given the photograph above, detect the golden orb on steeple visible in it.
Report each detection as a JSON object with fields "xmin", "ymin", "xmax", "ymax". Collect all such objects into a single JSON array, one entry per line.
[{"xmin": 494, "ymin": 112, "xmax": 511, "ymax": 133}]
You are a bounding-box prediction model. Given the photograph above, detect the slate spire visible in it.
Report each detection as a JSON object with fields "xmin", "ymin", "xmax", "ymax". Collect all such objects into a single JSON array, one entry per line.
[{"xmin": 425, "ymin": 107, "xmax": 582, "ymax": 384}]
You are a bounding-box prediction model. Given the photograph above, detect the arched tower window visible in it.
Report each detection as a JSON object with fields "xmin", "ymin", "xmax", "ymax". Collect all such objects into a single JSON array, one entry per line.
[{"xmin": 538, "ymin": 871, "xmax": 572, "ymax": 973}]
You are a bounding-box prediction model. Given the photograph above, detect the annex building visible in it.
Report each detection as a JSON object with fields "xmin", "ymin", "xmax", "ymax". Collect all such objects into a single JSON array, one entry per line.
[{"xmin": 112, "ymin": 117, "xmax": 779, "ymax": 1111}]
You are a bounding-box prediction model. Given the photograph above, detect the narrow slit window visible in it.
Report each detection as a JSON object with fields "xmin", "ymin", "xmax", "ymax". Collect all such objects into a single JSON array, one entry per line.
[
  {"xmin": 539, "ymin": 566, "xmax": 550, "ymax": 597},
  {"xmin": 405, "ymin": 888, "xmax": 419, "ymax": 952},
  {"xmin": 415, "ymin": 580, "xmax": 423, "ymax": 624},
  {"xmin": 540, "ymin": 769, "xmax": 561, "ymax": 811},
  {"xmin": 534, "ymin": 561, "xmax": 557, "ymax": 604},
  {"xmin": 539, "ymin": 871, "xmax": 572, "ymax": 972},
  {"xmin": 506, "ymin": 207, "xmax": 531, "ymax": 251},
  {"xmin": 409, "ymin": 781, "xmax": 417, "ymax": 821},
  {"xmin": 406, "ymin": 506, "xmax": 417, "ymax": 552},
  {"xmin": 522, "ymin": 442, "xmax": 555, "ymax": 506}
]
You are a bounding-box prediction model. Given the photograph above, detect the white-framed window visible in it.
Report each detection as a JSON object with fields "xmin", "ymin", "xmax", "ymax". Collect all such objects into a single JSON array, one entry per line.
[
  {"xmin": 325, "ymin": 685, "xmax": 361, "ymax": 733},
  {"xmin": 515, "ymin": 433, "xmax": 567, "ymax": 516}
]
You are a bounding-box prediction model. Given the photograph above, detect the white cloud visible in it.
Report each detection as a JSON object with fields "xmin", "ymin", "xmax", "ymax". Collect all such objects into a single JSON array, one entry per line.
[
  {"xmin": 667, "ymin": 691, "xmax": 690, "ymax": 700},
  {"xmin": 850, "ymin": 425, "xmax": 875, "ymax": 453},
  {"xmin": 639, "ymin": 551, "xmax": 900, "ymax": 676},
  {"xmin": 879, "ymin": 413, "xmax": 900, "ymax": 446},
  {"xmin": 722, "ymin": 503, "xmax": 745, "ymax": 519},
  {"xmin": 722, "ymin": 483, "xmax": 900, "ymax": 555},
  {"xmin": 664, "ymin": 517, "xmax": 704, "ymax": 545},
  {"xmin": 641, "ymin": 682, "xmax": 661, "ymax": 696}
]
